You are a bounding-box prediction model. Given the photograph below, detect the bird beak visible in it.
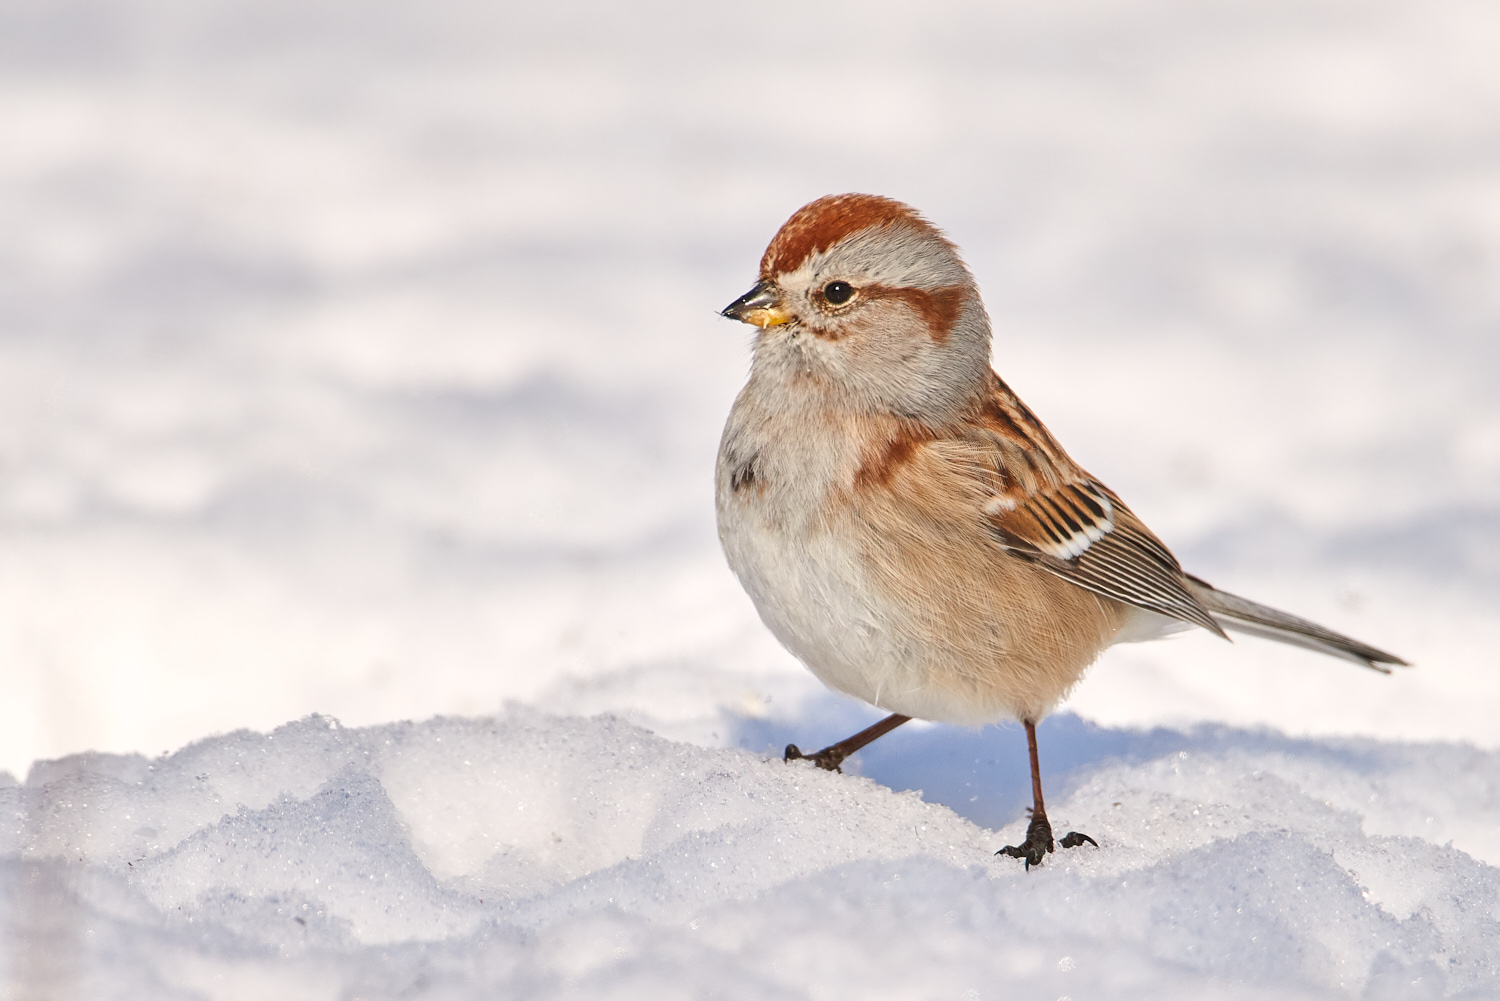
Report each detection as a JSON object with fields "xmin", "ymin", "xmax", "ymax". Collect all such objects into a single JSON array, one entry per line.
[{"xmin": 721, "ymin": 281, "xmax": 793, "ymax": 328}]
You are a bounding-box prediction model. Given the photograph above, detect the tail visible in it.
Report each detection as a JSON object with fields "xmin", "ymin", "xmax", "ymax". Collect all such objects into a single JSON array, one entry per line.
[{"xmin": 1183, "ymin": 575, "xmax": 1409, "ymax": 674}]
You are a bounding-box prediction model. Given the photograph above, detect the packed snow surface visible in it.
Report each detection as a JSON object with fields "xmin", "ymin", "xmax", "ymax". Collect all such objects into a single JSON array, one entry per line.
[
  {"xmin": 7, "ymin": 712, "xmax": 1500, "ymax": 1000},
  {"xmin": 3, "ymin": 0, "xmax": 1500, "ymax": 995}
]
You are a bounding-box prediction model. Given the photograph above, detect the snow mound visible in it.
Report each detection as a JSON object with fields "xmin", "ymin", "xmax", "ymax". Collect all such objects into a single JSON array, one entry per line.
[{"xmin": 3, "ymin": 711, "xmax": 1497, "ymax": 999}]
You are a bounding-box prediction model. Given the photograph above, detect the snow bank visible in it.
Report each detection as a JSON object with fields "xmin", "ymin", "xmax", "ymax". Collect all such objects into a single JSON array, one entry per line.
[{"xmin": 4, "ymin": 711, "xmax": 1498, "ymax": 999}]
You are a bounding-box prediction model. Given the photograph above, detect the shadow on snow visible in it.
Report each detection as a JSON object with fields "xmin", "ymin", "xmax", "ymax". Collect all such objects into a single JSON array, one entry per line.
[{"xmin": 731, "ymin": 699, "xmax": 1401, "ymax": 831}]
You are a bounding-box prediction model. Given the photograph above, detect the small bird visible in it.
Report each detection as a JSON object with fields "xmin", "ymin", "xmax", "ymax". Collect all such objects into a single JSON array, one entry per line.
[{"xmin": 715, "ymin": 193, "xmax": 1406, "ymax": 869}]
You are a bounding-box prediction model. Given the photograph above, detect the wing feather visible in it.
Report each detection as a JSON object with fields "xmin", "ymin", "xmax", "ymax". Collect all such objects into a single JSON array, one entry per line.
[
  {"xmin": 944, "ymin": 380, "xmax": 1224, "ymax": 636},
  {"xmin": 986, "ymin": 486, "xmax": 1225, "ymax": 636},
  {"xmin": 922, "ymin": 374, "xmax": 1225, "ymax": 636}
]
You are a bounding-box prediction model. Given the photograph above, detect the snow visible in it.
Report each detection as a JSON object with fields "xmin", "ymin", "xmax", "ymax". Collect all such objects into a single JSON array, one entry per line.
[
  {"xmin": 3, "ymin": 0, "xmax": 1500, "ymax": 995},
  {"xmin": 7, "ymin": 712, "xmax": 1500, "ymax": 999}
]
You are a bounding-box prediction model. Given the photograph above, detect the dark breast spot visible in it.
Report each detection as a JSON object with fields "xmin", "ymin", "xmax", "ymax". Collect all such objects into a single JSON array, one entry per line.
[{"xmin": 730, "ymin": 454, "xmax": 760, "ymax": 492}]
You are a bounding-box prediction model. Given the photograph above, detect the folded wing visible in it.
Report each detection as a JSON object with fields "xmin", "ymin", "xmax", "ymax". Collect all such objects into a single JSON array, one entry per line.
[
  {"xmin": 941, "ymin": 376, "xmax": 1405, "ymax": 671},
  {"xmin": 983, "ymin": 477, "xmax": 1227, "ymax": 637}
]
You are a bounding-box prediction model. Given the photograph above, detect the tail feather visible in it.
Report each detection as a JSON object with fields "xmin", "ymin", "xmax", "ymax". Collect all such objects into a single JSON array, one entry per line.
[{"xmin": 1183, "ymin": 575, "xmax": 1409, "ymax": 673}]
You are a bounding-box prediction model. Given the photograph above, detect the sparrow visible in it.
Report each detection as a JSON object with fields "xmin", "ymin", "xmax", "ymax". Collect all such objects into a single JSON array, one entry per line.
[{"xmin": 715, "ymin": 193, "xmax": 1406, "ymax": 869}]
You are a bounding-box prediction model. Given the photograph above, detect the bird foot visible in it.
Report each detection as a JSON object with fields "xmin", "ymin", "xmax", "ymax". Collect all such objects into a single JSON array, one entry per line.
[
  {"xmin": 1058, "ymin": 831, "xmax": 1098, "ymax": 850},
  {"xmin": 997, "ymin": 810, "xmax": 1097, "ymax": 870},
  {"xmin": 783, "ymin": 743, "xmax": 846, "ymax": 772}
]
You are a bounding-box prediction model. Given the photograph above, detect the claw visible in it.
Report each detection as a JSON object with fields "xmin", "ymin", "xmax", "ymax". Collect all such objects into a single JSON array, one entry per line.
[
  {"xmin": 783, "ymin": 743, "xmax": 845, "ymax": 772},
  {"xmin": 997, "ymin": 840, "xmax": 1049, "ymax": 870},
  {"xmin": 997, "ymin": 813, "xmax": 1096, "ymax": 869},
  {"xmin": 997, "ymin": 811, "xmax": 1055, "ymax": 869}
]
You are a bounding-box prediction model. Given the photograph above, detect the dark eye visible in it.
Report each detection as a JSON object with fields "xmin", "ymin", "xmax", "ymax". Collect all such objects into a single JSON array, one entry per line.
[{"xmin": 823, "ymin": 281, "xmax": 855, "ymax": 305}]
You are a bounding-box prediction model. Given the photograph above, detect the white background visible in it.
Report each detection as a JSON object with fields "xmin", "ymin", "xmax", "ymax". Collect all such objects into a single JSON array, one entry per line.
[{"xmin": 3, "ymin": 0, "xmax": 1496, "ymax": 775}]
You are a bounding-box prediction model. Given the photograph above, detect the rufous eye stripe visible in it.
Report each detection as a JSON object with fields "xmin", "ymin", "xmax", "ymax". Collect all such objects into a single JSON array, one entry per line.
[{"xmin": 860, "ymin": 284, "xmax": 966, "ymax": 342}]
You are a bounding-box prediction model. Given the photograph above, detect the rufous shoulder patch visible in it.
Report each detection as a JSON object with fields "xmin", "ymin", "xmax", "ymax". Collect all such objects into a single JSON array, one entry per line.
[{"xmin": 853, "ymin": 423, "xmax": 937, "ymax": 491}]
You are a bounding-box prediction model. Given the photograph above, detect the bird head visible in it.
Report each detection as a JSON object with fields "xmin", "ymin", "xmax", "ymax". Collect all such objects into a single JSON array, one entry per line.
[{"xmin": 722, "ymin": 193, "xmax": 992, "ymax": 421}]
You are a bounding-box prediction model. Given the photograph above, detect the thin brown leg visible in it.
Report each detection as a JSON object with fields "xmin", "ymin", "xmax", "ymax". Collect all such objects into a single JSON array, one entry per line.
[
  {"xmin": 784, "ymin": 713, "xmax": 911, "ymax": 772},
  {"xmin": 998, "ymin": 719, "xmax": 1097, "ymax": 870},
  {"xmin": 1026, "ymin": 719, "xmax": 1046, "ymax": 816}
]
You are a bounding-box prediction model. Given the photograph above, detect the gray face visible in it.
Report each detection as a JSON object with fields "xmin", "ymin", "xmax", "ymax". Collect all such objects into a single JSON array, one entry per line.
[{"xmin": 749, "ymin": 223, "xmax": 995, "ymax": 421}]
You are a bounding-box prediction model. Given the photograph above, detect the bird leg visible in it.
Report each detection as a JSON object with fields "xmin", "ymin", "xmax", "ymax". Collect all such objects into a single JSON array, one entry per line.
[
  {"xmin": 998, "ymin": 719, "xmax": 1098, "ymax": 869},
  {"xmin": 784, "ymin": 713, "xmax": 911, "ymax": 772}
]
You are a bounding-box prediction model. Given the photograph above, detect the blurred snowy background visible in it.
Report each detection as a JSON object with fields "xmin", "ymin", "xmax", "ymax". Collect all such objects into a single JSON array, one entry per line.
[{"xmin": 2, "ymin": 0, "xmax": 1499, "ymax": 997}]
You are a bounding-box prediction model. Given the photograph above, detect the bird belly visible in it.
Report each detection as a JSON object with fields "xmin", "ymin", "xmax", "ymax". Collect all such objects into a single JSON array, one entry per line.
[
  {"xmin": 718, "ymin": 509, "xmax": 947, "ymax": 718},
  {"xmin": 718, "ymin": 493, "xmax": 1105, "ymax": 725}
]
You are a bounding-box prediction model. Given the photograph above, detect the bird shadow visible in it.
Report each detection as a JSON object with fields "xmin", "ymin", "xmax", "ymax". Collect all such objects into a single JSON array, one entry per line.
[{"xmin": 730, "ymin": 697, "xmax": 1396, "ymax": 830}]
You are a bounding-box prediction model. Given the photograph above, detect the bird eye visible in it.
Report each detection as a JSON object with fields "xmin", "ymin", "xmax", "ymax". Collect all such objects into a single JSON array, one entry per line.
[{"xmin": 823, "ymin": 281, "xmax": 855, "ymax": 305}]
